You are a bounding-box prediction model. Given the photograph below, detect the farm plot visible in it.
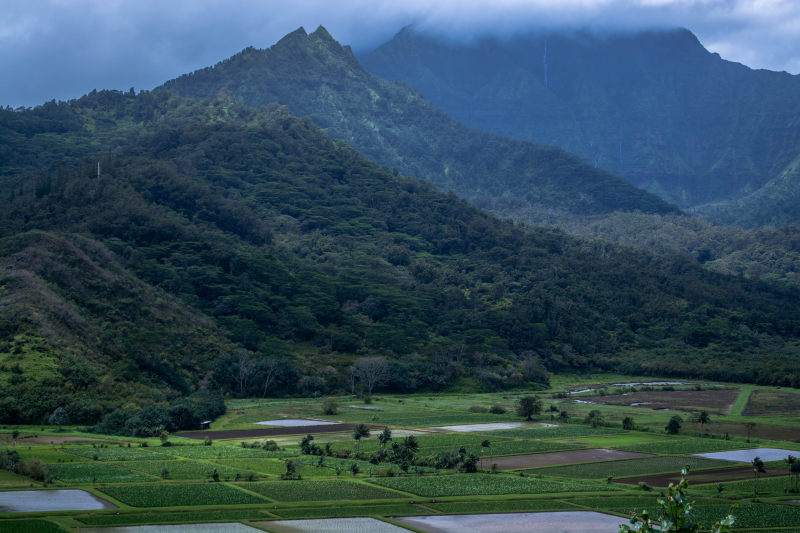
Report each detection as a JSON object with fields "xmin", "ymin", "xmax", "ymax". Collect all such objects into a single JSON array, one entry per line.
[
  {"xmin": 13, "ymin": 447, "xmax": 89, "ymax": 463},
  {"xmin": 49, "ymin": 462, "xmax": 155, "ymax": 483},
  {"xmin": 255, "ymin": 419, "xmax": 339, "ymax": 426},
  {"xmin": 526, "ymin": 455, "xmax": 731, "ymax": 479},
  {"xmin": 155, "ymin": 445, "xmax": 295, "ymax": 460},
  {"xmin": 0, "ymin": 489, "xmax": 116, "ymax": 512},
  {"xmin": 396, "ymin": 511, "xmax": 626, "ymax": 533},
  {"xmin": 242, "ymin": 480, "xmax": 404, "ymax": 502},
  {"xmin": 210, "ymin": 458, "xmax": 318, "ymax": 477},
  {"xmin": 118, "ymin": 460, "xmax": 241, "ymax": 481},
  {"xmin": 693, "ymin": 447, "xmax": 800, "ymax": 463},
  {"xmin": 76, "ymin": 509, "xmax": 270, "ymax": 526},
  {"xmin": 492, "ymin": 425, "xmax": 621, "ymax": 440},
  {"xmin": 0, "ymin": 519, "xmax": 65, "ymax": 533},
  {"xmin": 66, "ymin": 447, "xmax": 174, "ymax": 462},
  {"xmin": 617, "ymin": 466, "xmax": 786, "ymax": 486},
  {"xmin": 616, "ymin": 437, "xmax": 753, "ymax": 455},
  {"xmin": 430, "ymin": 423, "xmax": 525, "ymax": 432},
  {"xmin": 97, "ymin": 483, "xmax": 265, "ymax": 507},
  {"xmin": 263, "ymin": 517, "xmax": 411, "ymax": 533},
  {"xmin": 271, "ymin": 503, "xmax": 430, "ymax": 519},
  {"xmin": 578, "ymin": 388, "xmax": 739, "ymax": 413},
  {"xmin": 78, "ymin": 525, "xmax": 262, "ymax": 533},
  {"xmin": 369, "ymin": 473, "xmax": 611, "ymax": 497},
  {"xmin": 484, "ymin": 448, "xmax": 649, "ymax": 470},
  {"xmin": 177, "ymin": 425, "xmax": 357, "ymax": 440},
  {"xmin": 744, "ymin": 389, "xmax": 800, "ymax": 416}
]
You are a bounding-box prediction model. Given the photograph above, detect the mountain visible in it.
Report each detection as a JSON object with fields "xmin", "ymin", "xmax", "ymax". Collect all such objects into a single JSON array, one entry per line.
[
  {"xmin": 362, "ymin": 27, "xmax": 800, "ymax": 226},
  {"xmin": 161, "ymin": 26, "xmax": 678, "ymax": 219},
  {"xmin": 2, "ymin": 33, "xmax": 800, "ymax": 425}
]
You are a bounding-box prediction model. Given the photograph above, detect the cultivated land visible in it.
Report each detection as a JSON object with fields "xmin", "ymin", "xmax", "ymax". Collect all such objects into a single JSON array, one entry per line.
[{"xmin": 3, "ymin": 374, "xmax": 800, "ymax": 531}]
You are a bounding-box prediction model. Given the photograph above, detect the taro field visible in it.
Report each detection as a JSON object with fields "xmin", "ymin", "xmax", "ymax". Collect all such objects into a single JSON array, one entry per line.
[{"xmin": 4, "ymin": 378, "xmax": 800, "ymax": 531}]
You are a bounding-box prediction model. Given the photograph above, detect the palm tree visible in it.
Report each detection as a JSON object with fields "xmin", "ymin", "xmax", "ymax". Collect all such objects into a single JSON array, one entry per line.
[{"xmin": 752, "ymin": 456, "xmax": 766, "ymax": 496}]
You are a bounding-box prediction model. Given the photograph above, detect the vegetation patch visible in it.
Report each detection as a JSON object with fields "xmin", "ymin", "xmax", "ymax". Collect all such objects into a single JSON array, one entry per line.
[
  {"xmin": 369, "ymin": 473, "xmax": 610, "ymax": 497},
  {"xmin": 119, "ymin": 460, "xmax": 241, "ymax": 481},
  {"xmin": 617, "ymin": 437, "xmax": 752, "ymax": 455},
  {"xmin": 494, "ymin": 425, "xmax": 621, "ymax": 440},
  {"xmin": 157, "ymin": 445, "xmax": 295, "ymax": 459},
  {"xmin": 429, "ymin": 499, "xmax": 578, "ymax": 514},
  {"xmin": 66, "ymin": 447, "xmax": 174, "ymax": 462},
  {"xmin": 0, "ymin": 519, "xmax": 64, "ymax": 533},
  {"xmin": 272, "ymin": 503, "xmax": 430, "ymax": 519},
  {"xmin": 76, "ymin": 509, "xmax": 270, "ymax": 526},
  {"xmin": 242, "ymin": 480, "xmax": 404, "ymax": 501},
  {"xmin": 97, "ymin": 483, "xmax": 265, "ymax": 507},
  {"xmin": 744, "ymin": 389, "xmax": 800, "ymax": 416},
  {"xmin": 49, "ymin": 462, "xmax": 155, "ymax": 483},
  {"xmin": 527, "ymin": 455, "xmax": 731, "ymax": 479}
]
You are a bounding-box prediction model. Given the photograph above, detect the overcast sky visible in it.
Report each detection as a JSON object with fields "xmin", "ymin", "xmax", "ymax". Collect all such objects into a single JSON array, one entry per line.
[{"xmin": 2, "ymin": 0, "xmax": 799, "ymax": 108}]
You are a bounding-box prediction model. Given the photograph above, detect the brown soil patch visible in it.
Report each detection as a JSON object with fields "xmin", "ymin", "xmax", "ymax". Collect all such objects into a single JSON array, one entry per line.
[
  {"xmin": 618, "ymin": 466, "xmax": 785, "ymax": 487},
  {"xmin": 0, "ymin": 434, "xmax": 118, "ymax": 445},
  {"xmin": 583, "ymin": 389, "xmax": 739, "ymax": 414},
  {"xmin": 744, "ymin": 389, "xmax": 800, "ymax": 416},
  {"xmin": 177, "ymin": 423, "xmax": 370, "ymax": 440},
  {"xmin": 487, "ymin": 448, "xmax": 651, "ymax": 470},
  {"xmin": 683, "ymin": 421, "xmax": 800, "ymax": 442}
]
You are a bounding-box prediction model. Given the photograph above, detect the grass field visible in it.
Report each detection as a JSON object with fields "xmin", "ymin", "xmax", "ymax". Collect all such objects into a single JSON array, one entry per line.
[{"xmin": 3, "ymin": 376, "xmax": 800, "ymax": 530}]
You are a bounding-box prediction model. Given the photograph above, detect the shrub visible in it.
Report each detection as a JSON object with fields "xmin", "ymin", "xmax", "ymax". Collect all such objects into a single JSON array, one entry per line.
[
  {"xmin": 322, "ymin": 397, "xmax": 338, "ymax": 415},
  {"xmin": 489, "ymin": 404, "xmax": 507, "ymax": 414}
]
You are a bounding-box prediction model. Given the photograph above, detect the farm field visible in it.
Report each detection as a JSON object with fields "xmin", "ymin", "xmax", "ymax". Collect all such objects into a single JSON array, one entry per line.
[{"xmin": 4, "ymin": 375, "xmax": 800, "ymax": 531}]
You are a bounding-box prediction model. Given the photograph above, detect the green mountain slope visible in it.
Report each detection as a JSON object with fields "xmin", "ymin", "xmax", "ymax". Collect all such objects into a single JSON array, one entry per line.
[
  {"xmin": 1, "ymin": 89, "xmax": 799, "ymax": 425},
  {"xmin": 362, "ymin": 27, "xmax": 800, "ymax": 226},
  {"xmin": 161, "ymin": 26, "xmax": 677, "ymax": 218}
]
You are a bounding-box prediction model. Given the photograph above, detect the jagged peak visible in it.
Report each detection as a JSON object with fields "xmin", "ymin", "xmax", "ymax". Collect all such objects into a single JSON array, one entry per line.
[
  {"xmin": 274, "ymin": 26, "xmax": 308, "ymax": 48},
  {"xmin": 311, "ymin": 25, "xmax": 334, "ymax": 41}
]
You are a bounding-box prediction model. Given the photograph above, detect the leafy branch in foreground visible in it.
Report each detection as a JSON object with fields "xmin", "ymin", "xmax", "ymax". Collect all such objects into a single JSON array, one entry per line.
[{"xmin": 619, "ymin": 467, "xmax": 735, "ymax": 533}]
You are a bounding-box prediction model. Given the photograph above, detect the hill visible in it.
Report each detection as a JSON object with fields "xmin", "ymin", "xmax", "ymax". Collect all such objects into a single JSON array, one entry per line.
[
  {"xmin": 162, "ymin": 26, "xmax": 678, "ymax": 219},
  {"xmin": 363, "ymin": 27, "xmax": 800, "ymax": 226},
  {"xmin": 1, "ymin": 86, "xmax": 799, "ymax": 426}
]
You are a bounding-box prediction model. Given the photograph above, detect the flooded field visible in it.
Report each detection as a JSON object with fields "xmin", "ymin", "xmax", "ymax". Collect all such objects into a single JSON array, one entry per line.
[
  {"xmin": 693, "ymin": 447, "xmax": 800, "ymax": 463},
  {"xmin": 262, "ymin": 517, "xmax": 411, "ymax": 532},
  {"xmin": 0, "ymin": 489, "xmax": 115, "ymax": 512},
  {"xmin": 430, "ymin": 422, "xmax": 526, "ymax": 432},
  {"xmin": 396, "ymin": 511, "xmax": 624, "ymax": 532},
  {"xmin": 79, "ymin": 524, "xmax": 261, "ymax": 533},
  {"xmin": 255, "ymin": 419, "xmax": 339, "ymax": 426}
]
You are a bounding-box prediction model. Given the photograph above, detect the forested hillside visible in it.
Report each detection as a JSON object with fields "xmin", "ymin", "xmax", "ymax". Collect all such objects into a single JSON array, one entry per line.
[
  {"xmin": 1, "ymin": 90, "xmax": 799, "ymax": 426},
  {"xmin": 162, "ymin": 26, "xmax": 677, "ymax": 219},
  {"xmin": 363, "ymin": 27, "xmax": 800, "ymax": 226}
]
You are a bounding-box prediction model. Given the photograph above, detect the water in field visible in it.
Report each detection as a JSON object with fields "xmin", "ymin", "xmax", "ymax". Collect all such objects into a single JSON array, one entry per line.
[
  {"xmin": 396, "ymin": 511, "xmax": 624, "ymax": 532},
  {"xmin": 80, "ymin": 525, "xmax": 261, "ymax": 533},
  {"xmin": 430, "ymin": 422, "xmax": 526, "ymax": 432},
  {"xmin": 262, "ymin": 517, "xmax": 411, "ymax": 532},
  {"xmin": 254, "ymin": 419, "xmax": 339, "ymax": 426},
  {"xmin": 693, "ymin": 447, "xmax": 800, "ymax": 463},
  {"xmin": 0, "ymin": 489, "xmax": 115, "ymax": 512}
]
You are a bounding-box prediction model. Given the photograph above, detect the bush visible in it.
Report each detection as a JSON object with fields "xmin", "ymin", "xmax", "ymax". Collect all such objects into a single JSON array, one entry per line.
[
  {"xmin": 322, "ymin": 397, "xmax": 338, "ymax": 415},
  {"xmin": 469, "ymin": 405, "xmax": 489, "ymax": 413},
  {"xmin": 489, "ymin": 404, "xmax": 507, "ymax": 414}
]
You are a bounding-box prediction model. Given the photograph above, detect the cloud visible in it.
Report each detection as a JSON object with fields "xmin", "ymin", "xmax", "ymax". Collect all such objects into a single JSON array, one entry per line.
[{"xmin": 1, "ymin": 0, "xmax": 798, "ymax": 108}]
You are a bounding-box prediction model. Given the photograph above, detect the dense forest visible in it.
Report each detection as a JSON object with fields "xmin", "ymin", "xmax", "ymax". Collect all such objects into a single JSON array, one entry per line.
[
  {"xmin": 363, "ymin": 26, "xmax": 800, "ymax": 226},
  {"xmin": 1, "ymin": 90, "xmax": 799, "ymax": 429},
  {"xmin": 162, "ymin": 26, "xmax": 678, "ymax": 219}
]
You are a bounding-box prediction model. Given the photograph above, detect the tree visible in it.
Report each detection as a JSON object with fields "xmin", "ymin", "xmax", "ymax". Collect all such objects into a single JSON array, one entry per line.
[
  {"xmin": 378, "ymin": 427, "xmax": 392, "ymax": 448},
  {"xmin": 353, "ymin": 423, "xmax": 370, "ymax": 454},
  {"xmin": 258, "ymin": 357, "xmax": 283, "ymax": 397},
  {"xmin": 517, "ymin": 396, "xmax": 542, "ymax": 421},
  {"xmin": 235, "ymin": 350, "xmax": 256, "ymax": 396},
  {"xmin": 353, "ymin": 357, "xmax": 389, "ymax": 396},
  {"xmin": 584, "ymin": 410, "xmax": 605, "ymax": 428},
  {"xmin": 48, "ymin": 407, "xmax": 70, "ymax": 429},
  {"xmin": 697, "ymin": 410, "xmax": 711, "ymax": 428},
  {"xmin": 619, "ymin": 468, "xmax": 735, "ymax": 533},
  {"xmin": 665, "ymin": 415, "xmax": 683, "ymax": 435},
  {"xmin": 322, "ymin": 397, "xmax": 338, "ymax": 415},
  {"xmin": 752, "ymin": 456, "xmax": 766, "ymax": 496},
  {"xmin": 622, "ymin": 416, "xmax": 635, "ymax": 430},
  {"xmin": 744, "ymin": 422, "xmax": 756, "ymax": 442}
]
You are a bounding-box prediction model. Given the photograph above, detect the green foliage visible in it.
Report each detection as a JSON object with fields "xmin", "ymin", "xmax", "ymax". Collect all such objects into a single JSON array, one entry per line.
[
  {"xmin": 517, "ymin": 396, "xmax": 542, "ymax": 421},
  {"xmin": 371, "ymin": 473, "xmax": 610, "ymax": 497},
  {"xmin": 98, "ymin": 482, "xmax": 265, "ymax": 507},
  {"xmin": 322, "ymin": 397, "xmax": 338, "ymax": 415},
  {"xmin": 666, "ymin": 415, "xmax": 684, "ymax": 435},
  {"xmin": 49, "ymin": 462, "xmax": 154, "ymax": 483},
  {"xmin": 243, "ymin": 480, "xmax": 403, "ymax": 501},
  {"xmin": 0, "ymin": 520, "xmax": 65, "ymax": 533}
]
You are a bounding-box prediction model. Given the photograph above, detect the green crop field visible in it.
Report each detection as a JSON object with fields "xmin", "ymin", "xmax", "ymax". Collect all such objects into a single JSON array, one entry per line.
[
  {"xmin": 5, "ymin": 380, "xmax": 800, "ymax": 530},
  {"xmin": 97, "ymin": 482, "xmax": 266, "ymax": 507},
  {"xmin": 49, "ymin": 462, "xmax": 155, "ymax": 483},
  {"xmin": 242, "ymin": 480, "xmax": 405, "ymax": 501},
  {"xmin": 526, "ymin": 455, "xmax": 732, "ymax": 479},
  {"xmin": 369, "ymin": 473, "xmax": 611, "ymax": 497}
]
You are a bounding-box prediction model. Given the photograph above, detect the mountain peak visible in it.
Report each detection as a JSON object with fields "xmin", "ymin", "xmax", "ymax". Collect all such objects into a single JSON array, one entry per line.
[{"xmin": 310, "ymin": 25, "xmax": 334, "ymax": 42}]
